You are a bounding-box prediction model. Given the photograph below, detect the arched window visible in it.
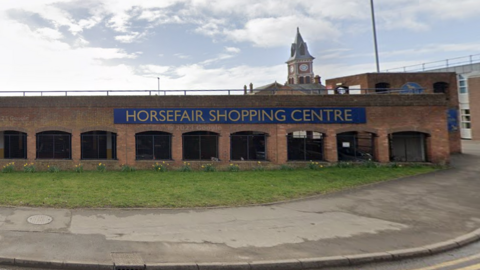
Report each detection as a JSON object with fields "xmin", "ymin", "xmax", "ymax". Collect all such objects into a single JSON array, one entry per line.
[
  {"xmin": 81, "ymin": 131, "xmax": 117, "ymax": 160},
  {"xmin": 305, "ymin": 76, "xmax": 311, "ymax": 84},
  {"xmin": 433, "ymin": 82, "xmax": 449, "ymax": 94},
  {"xmin": 287, "ymin": 131, "xmax": 324, "ymax": 161},
  {"xmin": 183, "ymin": 131, "xmax": 219, "ymax": 160},
  {"xmin": 299, "ymin": 44, "xmax": 306, "ymax": 55},
  {"xmin": 1, "ymin": 131, "xmax": 27, "ymax": 159},
  {"xmin": 299, "ymin": 77, "xmax": 305, "ymax": 84},
  {"xmin": 337, "ymin": 131, "xmax": 375, "ymax": 161},
  {"xmin": 36, "ymin": 131, "xmax": 71, "ymax": 159},
  {"xmin": 231, "ymin": 131, "xmax": 266, "ymax": 160},
  {"xmin": 135, "ymin": 131, "xmax": 172, "ymax": 160},
  {"xmin": 389, "ymin": 132, "xmax": 428, "ymax": 162},
  {"xmin": 375, "ymin": 82, "xmax": 390, "ymax": 93}
]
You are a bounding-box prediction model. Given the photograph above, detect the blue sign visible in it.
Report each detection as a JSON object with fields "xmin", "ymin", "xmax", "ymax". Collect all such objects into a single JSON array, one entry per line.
[
  {"xmin": 401, "ymin": 82, "xmax": 424, "ymax": 94},
  {"xmin": 114, "ymin": 108, "xmax": 366, "ymax": 124},
  {"xmin": 447, "ymin": 109, "xmax": 459, "ymax": 132}
]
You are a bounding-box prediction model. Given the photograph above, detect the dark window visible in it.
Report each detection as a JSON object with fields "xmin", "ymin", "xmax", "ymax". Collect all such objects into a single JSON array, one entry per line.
[
  {"xmin": 291, "ymin": 45, "xmax": 295, "ymax": 57},
  {"xmin": 305, "ymin": 76, "xmax": 311, "ymax": 84},
  {"xmin": 287, "ymin": 131, "xmax": 324, "ymax": 161},
  {"xmin": 337, "ymin": 132, "xmax": 375, "ymax": 162},
  {"xmin": 136, "ymin": 131, "xmax": 172, "ymax": 160},
  {"xmin": 433, "ymin": 82, "xmax": 449, "ymax": 94},
  {"xmin": 3, "ymin": 131, "xmax": 27, "ymax": 159},
  {"xmin": 389, "ymin": 132, "xmax": 427, "ymax": 162},
  {"xmin": 375, "ymin": 82, "xmax": 390, "ymax": 93},
  {"xmin": 81, "ymin": 131, "xmax": 117, "ymax": 160},
  {"xmin": 299, "ymin": 77, "xmax": 305, "ymax": 84},
  {"xmin": 231, "ymin": 131, "xmax": 266, "ymax": 160},
  {"xmin": 183, "ymin": 131, "xmax": 219, "ymax": 160},
  {"xmin": 36, "ymin": 131, "xmax": 71, "ymax": 159}
]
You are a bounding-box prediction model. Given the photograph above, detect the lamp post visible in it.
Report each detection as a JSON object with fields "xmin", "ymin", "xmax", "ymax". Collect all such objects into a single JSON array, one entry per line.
[
  {"xmin": 370, "ymin": 0, "xmax": 380, "ymax": 72},
  {"xmin": 157, "ymin": 77, "xmax": 160, "ymax": 95}
]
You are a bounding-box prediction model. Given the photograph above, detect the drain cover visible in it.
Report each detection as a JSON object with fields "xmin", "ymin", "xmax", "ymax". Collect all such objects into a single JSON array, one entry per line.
[{"xmin": 27, "ymin": 215, "xmax": 53, "ymax": 225}]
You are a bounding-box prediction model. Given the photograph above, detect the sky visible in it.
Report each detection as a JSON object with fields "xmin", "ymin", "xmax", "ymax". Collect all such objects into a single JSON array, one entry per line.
[{"xmin": 0, "ymin": 0, "xmax": 479, "ymax": 92}]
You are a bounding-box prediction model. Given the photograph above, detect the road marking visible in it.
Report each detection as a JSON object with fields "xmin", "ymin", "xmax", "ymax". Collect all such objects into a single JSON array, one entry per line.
[
  {"xmin": 455, "ymin": 263, "xmax": 480, "ymax": 270},
  {"xmin": 408, "ymin": 253, "xmax": 480, "ymax": 270}
]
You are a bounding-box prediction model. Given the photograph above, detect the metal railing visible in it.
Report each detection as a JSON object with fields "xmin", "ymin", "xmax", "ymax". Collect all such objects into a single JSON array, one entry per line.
[
  {"xmin": 0, "ymin": 88, "xmax": 440, "ymax": 97},
  {"xmin": 384, "ymin": 54, "xmax": 480, "ymax": 72}
]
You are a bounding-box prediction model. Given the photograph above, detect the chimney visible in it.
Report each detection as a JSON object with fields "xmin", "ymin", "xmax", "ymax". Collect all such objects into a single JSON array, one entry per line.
[
  {"xmin": 244, "ymin": 85, "xmax": 247, "ymax": 95},
  {"xmin": 314, "ymin": 75, "xmax": 321, "ymax": 84},
  {"xmin": 249, "ymin": 83, "xmax": 253, "ymax": 93}
]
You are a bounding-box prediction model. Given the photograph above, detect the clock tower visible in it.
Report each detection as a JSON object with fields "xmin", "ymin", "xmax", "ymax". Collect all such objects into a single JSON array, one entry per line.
[{"xmin": 286, "ymin": 27, "xmax": 315, "ymax": 85}]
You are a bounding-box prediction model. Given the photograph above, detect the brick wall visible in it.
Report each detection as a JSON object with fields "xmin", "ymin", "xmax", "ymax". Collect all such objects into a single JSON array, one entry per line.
[{"xmin": 0, "ymin": 94, "xmax": 454, "ymax": 170}]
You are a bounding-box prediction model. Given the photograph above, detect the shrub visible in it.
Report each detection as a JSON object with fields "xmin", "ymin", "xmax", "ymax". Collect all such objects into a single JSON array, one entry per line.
[
  {"xmin": 227, "ymin": 163, "xmax": 240, "ymax": 172},
  {"xmin": 47, "ymin": 165, "xmax": 60, "ymax": 173},
  {"xmin": 252, "ymin": 161, "xmax": 265, "ymax": 171},
  {"xmin": 2, "ymin": 162, "xmax": 15, "ymax": 173},
  {"xmin": 153, "ymin": 162, "xmax": 169, "ymax": 172},
  {"xmin": 179, "ymin": 162, "xmax": 192, "ymax": 172},
  {"xmin": 362, "ymin": 160, "xmax": 379, "ymax": 168},
  {"xmin": 74, "ymin": 164, "xmax": 83, "ymax": 173},
  {"xmin": 97, "ymin": 163, "xmax": 106, "ymax": 172},
  {"xmin": 280, "ymin": 164, "xmax": 294, "ymax": 171},
  {"xmin": 23, "ymin": 163, "xmax": 36, "ymax": 173},
  {"xmin": 336, "ymin": 162, "xmax": 353, "ymax": 168},
  {"xmin": 308, "ymin": 161, "xmax": 324, "ymax": 170},
  {"xmin": 202, "ymin": 163, "xmax": 216, "ymax": 172},
  {"xmin": 121, "ymin": 165, "xmax": 136, "ymax": 172}
]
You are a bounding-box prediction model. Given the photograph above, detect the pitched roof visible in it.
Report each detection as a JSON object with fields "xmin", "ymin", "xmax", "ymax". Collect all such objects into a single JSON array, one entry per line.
[{"xmin": 286, "ymin": 27, "xmax": 314, "ymax": 63}]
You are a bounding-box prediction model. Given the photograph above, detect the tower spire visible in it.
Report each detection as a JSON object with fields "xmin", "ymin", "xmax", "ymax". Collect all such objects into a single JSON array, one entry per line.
[{"xmin": 286, "ymin": 28, "xmax": 315, "ymax": 85}]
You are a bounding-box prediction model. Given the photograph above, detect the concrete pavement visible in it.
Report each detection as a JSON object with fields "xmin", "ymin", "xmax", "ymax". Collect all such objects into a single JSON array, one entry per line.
[{"xmin": 1, "ymin": 141, "xmax": 480, "ymax": 269}]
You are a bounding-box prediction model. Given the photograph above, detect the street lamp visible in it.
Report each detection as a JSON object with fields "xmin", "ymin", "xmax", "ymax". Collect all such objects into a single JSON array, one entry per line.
[
  {"xmin": 370, "ymin": 0, "xmax": 380, "ymax": 72},
  {"xmin": 157, "ymin": 77, "xmax": 160, "ymax": 95}
]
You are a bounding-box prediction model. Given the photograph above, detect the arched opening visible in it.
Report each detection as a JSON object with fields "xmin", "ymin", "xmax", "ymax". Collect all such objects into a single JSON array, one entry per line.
[
  {"xmin": 1, "ymin": 131, "xmax": 27, "ymax": 159},
  {"xmin": 183, "ymin": 131, "xmax": 219, "ymax": 160},
  {"xmin": 337, "ymin": 131, "xmax": 375, "ymax": 161},
  {"xmin": 305, "ymin": 76, "xmax": 311, "ymax": 84},
  {"xmin": 231, "ymin": 131, "xmax": 266, "ymax": 161},
  {"xmin": 299, "ymin": 44, "xmax": 306, "ymax": 55},
  {"xmin": 299, "ymin": 77, "xmax": 305, "ymax": 84},
  {"xmin": 36, "ymin": 131, "xmax": 71, "ymax": 159},
  {"xmin": 375, "ymin": 82, "xmax": 390, "ymax": 93},
  {"xmin": 389, "ymin": 132, "xmax": 428, "ymax": 162},
  {"xmin": 433, "ymin": 82, "xmax": 449, "ymax": 94},
  {"xmin": 135, "ymin": 131, "xmax": 172, "ymax": 160},
  {"xmin": 287, "ymin": 131, "xmax": 324, "ymax": 161}
]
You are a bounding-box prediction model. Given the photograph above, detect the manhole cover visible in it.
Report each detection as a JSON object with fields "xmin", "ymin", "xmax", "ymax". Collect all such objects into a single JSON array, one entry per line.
[{"xmin": 27, "ymin": 215, "xmax": 53, "ymax": 225}]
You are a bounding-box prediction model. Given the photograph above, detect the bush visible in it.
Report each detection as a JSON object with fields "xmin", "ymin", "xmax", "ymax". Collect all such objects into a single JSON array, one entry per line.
[
  {"xmin": 179, "ymin": 162, "xmax": 192, "ymax": 172},
  {"xmin": 280, "ymin": 164, "xmax": 294, "ymax": 171},
  {"xmin": 23, "ymin": 163, "xmax": 36, "ymax": 173},
  {"xmin": 74, "ymin": 164, "xmax": 83, "ymax": 173},
  {"xmin": 97, "ymin": 163, "xmax": 106, "ymax": 172},
  {"xmin": 153, "ymin": 162, "xmax": 169, "ymax": 172},
  {"xmin": 121, "ymin": 165, "xmax": 136, "ymax": 172},
  {"xmin": 2, "ymin": 162, "xmax": 15, "ymax": 173},
  {"xmin": 252, "ymin": 161, "xmax": 265, "ymax": 171},
  {"xmin": 308, "ymin": 161, "xmax": 324, "ymax": 170},
  {"xmin": 47, "ymin": 165, "xmax": 60, "ymax": 173},
  {"xmin": 227, "ymin": 163, "xmax": 240, "ymax": 172},
  {"xmin": 336, "ymin": 162, "xmax": 353, "ymax": 168},
  {"xmin": 202, "ymin": 163, "xmax": 216, "ymax": 172}
]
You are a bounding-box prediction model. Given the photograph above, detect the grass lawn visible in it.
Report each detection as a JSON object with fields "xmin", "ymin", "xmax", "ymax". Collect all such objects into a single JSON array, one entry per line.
[{"xmin": 0, "ymin": 166, "xmax": 437, "ymax": 208}]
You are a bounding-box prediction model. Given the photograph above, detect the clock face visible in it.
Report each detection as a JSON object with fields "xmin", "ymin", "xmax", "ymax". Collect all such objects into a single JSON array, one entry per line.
[
  {"xmin": 299, "ymin": 64, "xmax": 308, "ymax": 72},
  {"xmin": 289, "ymin": 65, "xmax": 294, "ymax": 73}
]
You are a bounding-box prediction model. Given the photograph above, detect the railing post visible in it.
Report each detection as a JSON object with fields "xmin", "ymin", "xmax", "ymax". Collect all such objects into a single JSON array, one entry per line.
[
  {"xmin": 446, "ymin": 59, "xmax": 449, "ymax": 67},
  {"xmin": 184, "ymin": 90, "xmax": 186, "ymax": 96},
  {"xmin": 228, "ymin": 90, "xmax": 230, "ymax": 95},
  {"xmin": 23, "ymin": 92, "xmax": 25, "ymax": 97},
  {"xmin": 107, "ymin": 91, "xmax": 109, "ymax": 96},
  {"xmin": 65, "ymin": 91, "xmax": 67, "ymax": 96}
]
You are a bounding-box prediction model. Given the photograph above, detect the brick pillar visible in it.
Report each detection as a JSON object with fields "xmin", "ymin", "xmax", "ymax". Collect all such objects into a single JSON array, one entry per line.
[
  {"xmin": 71, "ymin": 130, "xmax": 81, "ymax": 162},
  {"xmin": 125, "ymin": 126, "xmax": 135, "ymax": 166},
  {"xmin": 171, "ymin": 130, "xmax": 182, "ymax": 166},
  {"xmin": 375, "ymin": 131, "xmax": 390, "ymax": 163},
  {"xmin": 27, "ymin": 130, "xmax": 36, "ymax": 161},
  {"xmin": 274, "ymin": 125, "xmax": 286, "ymax": 164},
  {"xmin": 218, "ymin": 131, "xmax": 229, "ymax": 162},
  {"xmin": 324, "ymin": 130, "xmax": 337, "ymax": 162},
  {"xmin": 116, "ymin": 125, "xmax": 127, "ymax": 166}
]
